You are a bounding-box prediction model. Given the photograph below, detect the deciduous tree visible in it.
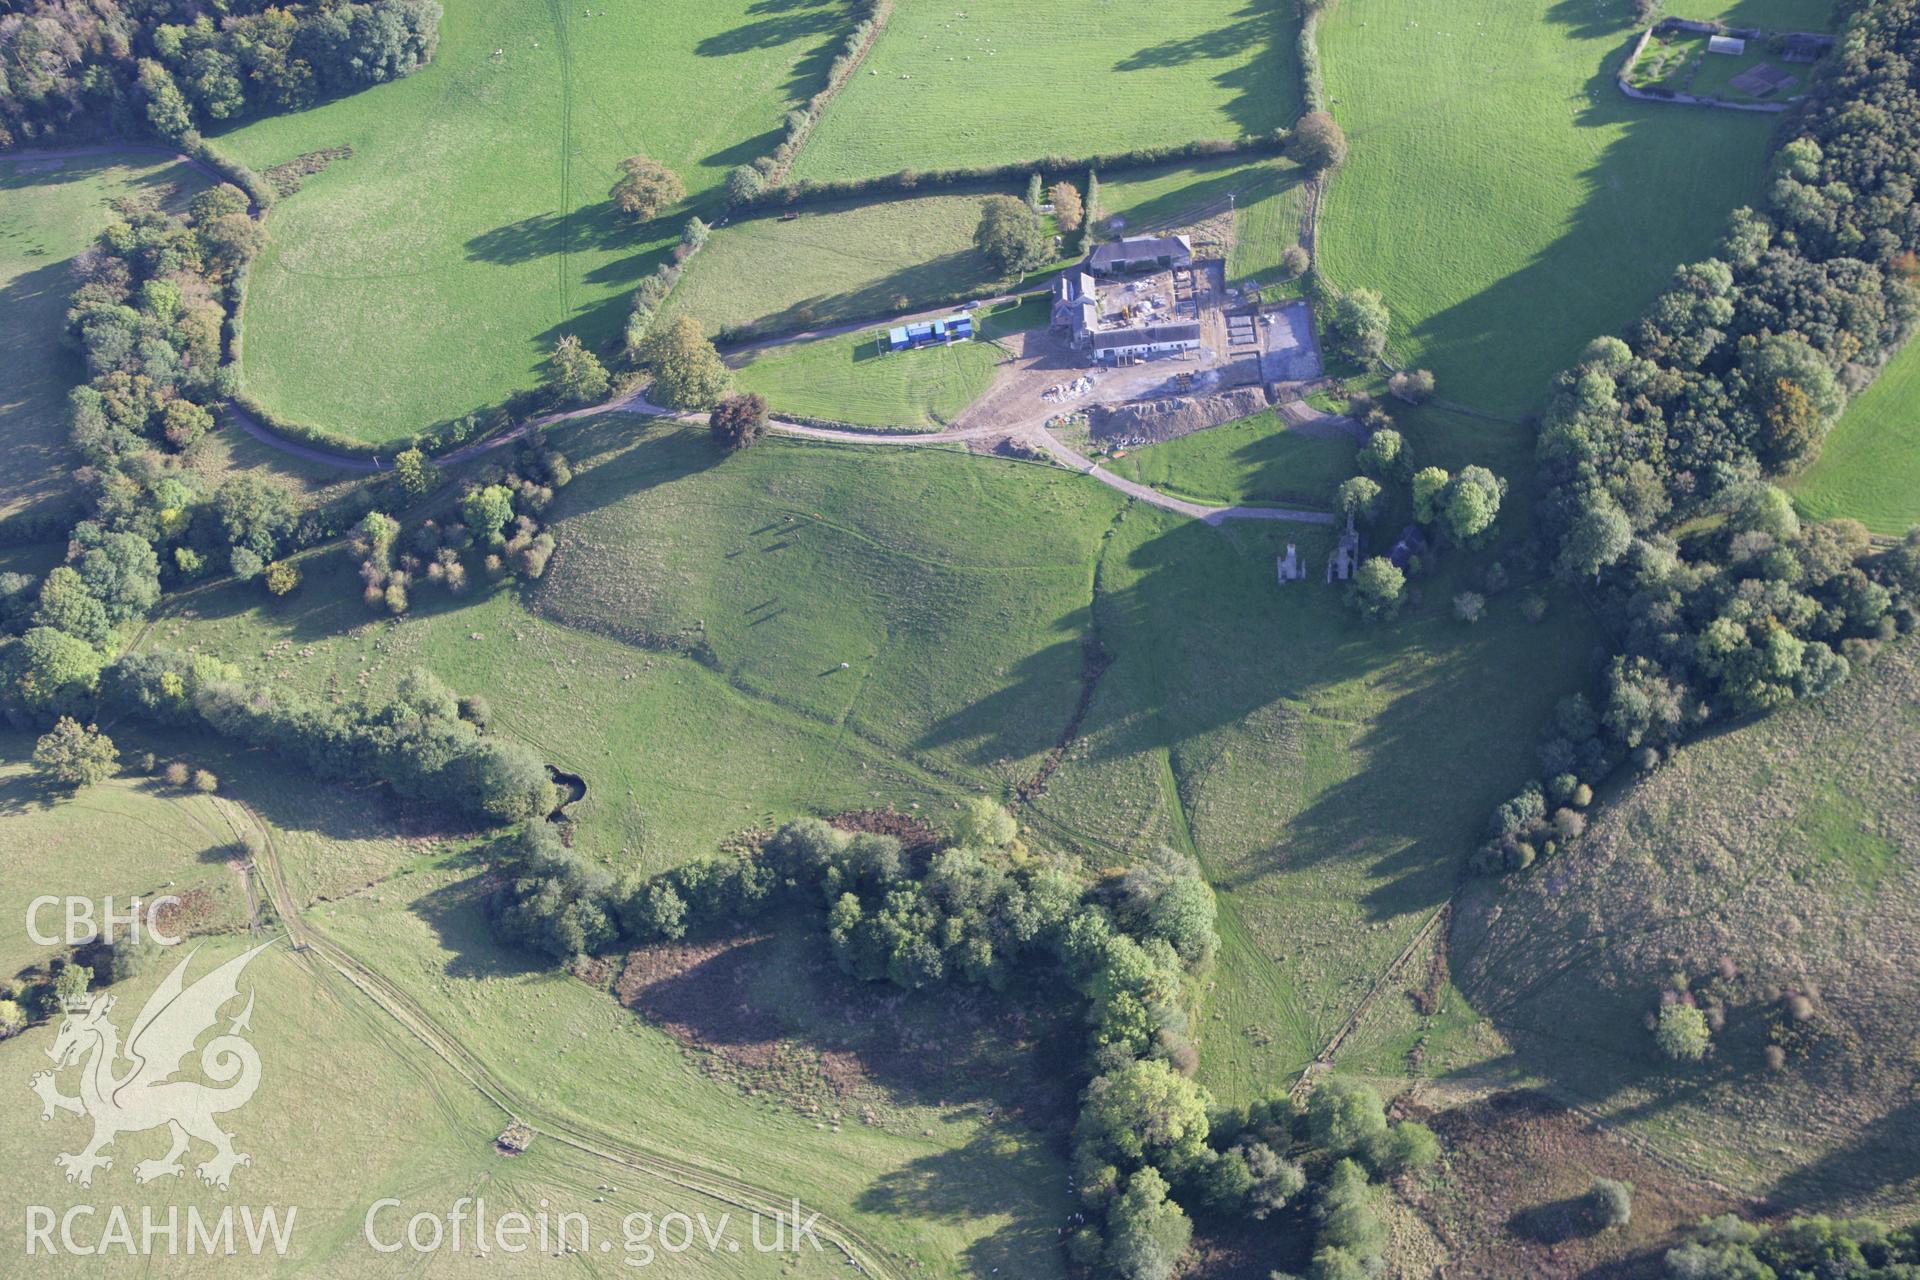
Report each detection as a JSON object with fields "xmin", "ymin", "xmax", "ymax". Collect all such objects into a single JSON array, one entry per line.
[
  {"xmin": 609, "ymin": 153, "xmax": 684, "ymax": 222},
  {"xmin": 1289, "ymin": 111, "xmax": 1348, "ymax": 171},
  {"xmin": 1049, "ymin": 181, "xmax": 1084, "ymax": 233},
  {"xmin": 974, "ymin": 195, "xmax": 1050, "ymax": 276},
  {"xmin": 33, "ymin": 718, "xmax": 118, "ymax": 789},
  {"xmin": 641, "ymin": 316, "xmax": 732, "ymax": 410},
  {"xmin": 708, "ymin": 392, "xmax": 769, "ymax": 451},
  {"xmin": 547, "ymin": 334, "xmax": 610, "ymax": 405}
]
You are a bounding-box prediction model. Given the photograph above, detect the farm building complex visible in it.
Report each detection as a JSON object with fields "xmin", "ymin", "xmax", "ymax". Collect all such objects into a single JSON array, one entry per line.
[{"xmin": 1052, "ymin": 237, "xmax": 1205, "ymax": 363}]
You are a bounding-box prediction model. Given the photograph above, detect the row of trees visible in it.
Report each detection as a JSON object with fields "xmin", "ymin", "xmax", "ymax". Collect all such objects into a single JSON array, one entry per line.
[
  {"xmin": 718, "ymin": 0, "xmax": 890, "ymax": 206},
  {"xmin": 0, "ymin": 187, "xmax": 286, "ymax": 728},
  {"xmin": 1488, "ymin": 0, "xmax": 1920, "ymax": 871},
  {"xmin": 490, "ymin": 798, "xmax": 1435, "ymax": 1279},
  {"xmin": 102, "ymin": 653, "xmax": 554, "ymax": 824},
  {"xmin": 723, "ymin": 135, "xmax": 1283, "ymax": 217},
  {"xmin": 1665, "ymin": 1214, "xmax": 1920, "ymax": 1277},
  {"xmin": 1, "ymin": 0, "xmax": 440, "ymax": 147}
]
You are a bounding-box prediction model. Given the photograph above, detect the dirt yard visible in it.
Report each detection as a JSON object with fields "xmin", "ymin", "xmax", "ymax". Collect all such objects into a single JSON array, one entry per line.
[{"xmin": 954, "ymin": 259, "xmax": 1307, "ymax": 445}]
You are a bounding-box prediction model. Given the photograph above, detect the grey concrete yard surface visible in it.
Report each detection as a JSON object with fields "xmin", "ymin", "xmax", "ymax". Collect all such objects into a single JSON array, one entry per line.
[{"xmin": 1262, "ymin": 299, "xmax": 1323, "ymax": 383}]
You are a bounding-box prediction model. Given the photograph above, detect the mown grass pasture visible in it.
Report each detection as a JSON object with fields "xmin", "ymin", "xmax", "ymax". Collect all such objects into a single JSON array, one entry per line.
[
  {"xmin": 1790, "ymin": 336, "xmax": 1920, "ymax": 534},
  {"xmin": 1454, "ymin": 633, "xmax": 1920, "ymax": 1207},
  {"xmin": 0, "ymin": 153, "xmax": 204, "ymax": 523},
  {"xmin": 1315, "ymin": 0, "xmax": 1792, "ymax": 415},
  {"xmin": 223, "ymin": 0, "xmax": 856, "ymax": 445},
  {"xmin": 1100, "ymin": 409, "xmax": 1352, "ymax": 510},
  {"xmin": 789, "ymin": 0, "xmax": 1300, "ymax": 183},
  {"xmin": 665, "ymin": 195, "xmax": 1009, "ymax": 338},
  {"xmin": 731, "ymin": 296, "xmax": 1046, "ymax": 429}
]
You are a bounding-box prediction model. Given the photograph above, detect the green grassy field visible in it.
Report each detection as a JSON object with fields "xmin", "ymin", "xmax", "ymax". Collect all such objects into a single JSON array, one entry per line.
[
  {"xmin": 1790, "ymin": 336, "xmax": 1920, "ymax": 534},
  {"xmin": 1454, "ymin": 634, "xmax": 1920, "ymax": 1214},
  {"xmin": 0, "ymin": 902, "xmax": 884, "ymax": 1276},
  {"xmin": 151, "ymin": 417, "xmax": 1122, "ymax": 861},
  {"xmin": 1316, "ymin": 0, "xmax": 1796, "ymax": 416},
  {"xmin": 1101, "ymin": 410, "xmax": 1352, "ymax": 509},
  {"xmin": 665, "ymin": 195, "xmax": 1010, "ymax": 338},
  {"xmin": 0, "ymin": 153, "xmax": 206, "ymax": 523},
  {"xmin": 222, "ymin": 0, "xmax": 858, "ymax": 445},
  {"xmin": 316, "ymin": 862, "xmax": 1072, "ymax": 1275},
  {"xmin": 1226, "ymin": 163, "xmax": 1315, "ymax": 293},
  {"xmin": 731, "ymin": 295, "xmax": 1046, "ymax": 429},
  {"xmin": 789, "ymin": 0, "xmax": 1299, "ymax": 183},
  {"xmin": 150, "ymin": 408, "xmax": 1592, "ymax": 1113},
  {"xmin": 1028, "ymin": 496, "xmax": 1595, "ymax": 1104}
]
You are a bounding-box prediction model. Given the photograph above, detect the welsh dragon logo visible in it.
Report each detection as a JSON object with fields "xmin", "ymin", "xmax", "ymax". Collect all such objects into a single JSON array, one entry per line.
[{"xmin": 29, "ymin": 943, "xmax": 270, "ymax": 1190}]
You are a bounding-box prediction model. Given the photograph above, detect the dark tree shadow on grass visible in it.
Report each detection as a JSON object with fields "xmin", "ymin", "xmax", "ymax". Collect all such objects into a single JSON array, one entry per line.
[
  {"xmin": 1381, "ymin": 25, "xmax": 1781, "ymax": 415},
  {"xmin": 916, "ymin": 623, "xmax": 1088, "ymax": 770},
  {"xmin": 1115, "ymin": 0, "xmax": 1301, "ymax": 135},
  {"xmin": 855, "ymin": 1130, "xmax": 1070, "ymax": 1276},
  {"xmin": 1766, "ymin": 1096, "xmax": 1920, "ymax": 1211},
  {"xmin": 1509, "ymin": 1194, "xmax": 1603, "ymax": 1245},
  {"xmin": 696, "ymin": 0, "xmax": 841, "ymax": 58},
  {"xmin": 409, "ymin": 869, "xmax": 554, "ymax": 981},
  {"xmin": 1543, "ymin": 0, "xmax": 1641, "ymax": 41},
  {"xmin": 0, "ymin": 766, "xmax": 59, "ymax": 818},
  {"xmin": 0, "ymin": 259, "xmax": 92, "ymax": 525},
  {"xmin": 1022, "ymin": 512, "xmax": 1585, "ymax": 924},
  {"xmin": 464, "ymin": 200, "xmax": 678, "ymax": 266}
]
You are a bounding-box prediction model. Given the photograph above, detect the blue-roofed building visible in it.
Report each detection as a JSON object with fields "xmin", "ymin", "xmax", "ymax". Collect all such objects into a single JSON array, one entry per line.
[{"xmin": 882, "ymin": 314, "xmax": 975, "ymax": 353}]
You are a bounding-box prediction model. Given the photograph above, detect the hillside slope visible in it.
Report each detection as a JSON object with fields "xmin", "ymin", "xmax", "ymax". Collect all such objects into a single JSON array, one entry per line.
[{"xmin": 1455, "ymin": 635, "xmax": 1920, "ymax": 1212}]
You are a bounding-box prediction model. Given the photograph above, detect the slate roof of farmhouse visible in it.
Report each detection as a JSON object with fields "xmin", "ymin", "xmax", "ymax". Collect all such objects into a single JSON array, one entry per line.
[
  {"xmin": 1053, "ymin": 271, "xmax": 1098, "ymax": 302},
  {"xmin": 1089, "ymin": 321, "xmax": 1200, "ymax": 351}
]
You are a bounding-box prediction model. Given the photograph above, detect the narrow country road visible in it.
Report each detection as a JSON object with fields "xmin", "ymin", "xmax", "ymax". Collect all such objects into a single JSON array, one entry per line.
[
  {"xmin": 16, "ymin": 141, "xmax": 1330, "ymax": 527},
  {"xmin": 1032, "ymin": 426, "xmax": 1336, "ymax": 526},
  {"xmin": 233, "ymin": 383, "xmax": 1334, "ymax": 527},
  {"xmin": 621, "ymin": 388, "xmax": 1334, "ymax": 525}
]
